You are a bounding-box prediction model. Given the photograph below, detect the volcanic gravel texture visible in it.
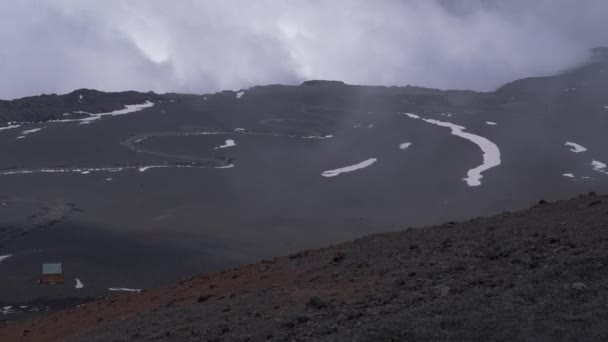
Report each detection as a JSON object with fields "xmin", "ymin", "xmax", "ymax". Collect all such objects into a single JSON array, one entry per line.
[{"xmin": 2, "ymin": 193, "xmax": 608, "ymax": 341}]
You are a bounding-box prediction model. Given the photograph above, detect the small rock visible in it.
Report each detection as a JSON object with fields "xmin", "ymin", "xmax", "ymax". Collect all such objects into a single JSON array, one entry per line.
[
  {"xmin": 572, "ymin": 282, "xmax": 587, "ymax": 291},
  {"xmin": 306, "ymin": 296, "xmax": 328, "ymax": 309},
  {"xmin": 332, "ymin": 252, "xmax": 345, "ymax": 263}
]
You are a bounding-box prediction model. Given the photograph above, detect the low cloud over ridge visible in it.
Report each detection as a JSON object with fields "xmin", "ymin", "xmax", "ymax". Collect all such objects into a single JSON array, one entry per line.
[{"xmin": 0, "ymin": 0, "xmax": 606, "ymax": 99}]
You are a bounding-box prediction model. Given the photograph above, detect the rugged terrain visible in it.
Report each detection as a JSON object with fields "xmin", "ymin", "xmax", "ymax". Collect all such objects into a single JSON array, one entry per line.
[
  {"xmin": 0, "ymin": 48, "xmax": 608, "ymax": 327},
  {"xmin": 1, "ymin": 194, "xmax": 608, "ymax": 341}
]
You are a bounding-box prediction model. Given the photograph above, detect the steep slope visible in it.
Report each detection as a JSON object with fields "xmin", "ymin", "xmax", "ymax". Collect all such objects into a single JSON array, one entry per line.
[{"xmin": 1, "ymin": 194, "xmax": 608, "ymax": 341}]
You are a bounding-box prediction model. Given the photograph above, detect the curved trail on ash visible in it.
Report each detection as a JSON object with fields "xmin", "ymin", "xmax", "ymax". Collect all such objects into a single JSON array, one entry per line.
[{"xmin": 0, "ymin": 105, "xmax": 336, "ymax": 176}]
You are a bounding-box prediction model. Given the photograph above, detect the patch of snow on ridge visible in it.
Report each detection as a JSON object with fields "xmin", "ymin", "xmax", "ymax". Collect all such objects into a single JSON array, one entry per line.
[
  {"xmin": 0, "ymin": 163, "xmax": 228, "ymax": 176},
  {"xmin": 53, "ymin": 101, "xmax": 154, "ymax": 126},
  {"xmin": 108, "ymin": 287, "xmax": 141, "ymax": 293},
  {"xmin": 22, "ymin": 128, "xmax": 42, "ymax": 135},
  {"xmin": 322, "ymin": 158, "xmax": 377, "ymax": 177},
  {"xmin": 564, "ymin": 142, "xmax": 587, "ymax": 153},
  {"xmin": 302, "ymin": 134, "xmax": 333, "ymax": 139},
  {"xmin": 0, "ymin": 124, "xmax": 21, "ymax": 132},
  {"xmin": 139, "ymin": 166, "xmax": 160, "ymax": 172},
  {"xmin": 0, "ymin": 254, "xmax": 13, "ymax": 263},
  {"xmin": 399, "ymin": 142, "xmax": 412, "ymax": 150},
  {"xmin": 99, "ymin": 101, "xmax": 154, "ymax": 117},
  {"xmin": 215, "ymin": 139, "xmax": 236, "ymax": 149},
  {"xmin": 401, "ymin": 113, "xmax": 420, "ymax": 119},
  {"xmin": 562, "ymin": 173, "xmax": 575, "ymax": 178},
  {"xmin": 236, "ymin": 90, "xmax": 245, "ymax": 99},
  {"xmin": 75, "ymin": 278, "xmax": 84, "ymax": 289},
  {"xmin": 486, "ymin": 121, "xmax": 497, "ymax": 126},
  {"xmin": 403, "ymin": 113, "xmax": 501, "ymax": 187}
]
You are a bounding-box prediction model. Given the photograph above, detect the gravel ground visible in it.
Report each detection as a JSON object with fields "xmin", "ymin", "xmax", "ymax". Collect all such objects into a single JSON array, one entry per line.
[{"xmin": 2, "ymin": 193, "xmax": 608, "ymax": 341}]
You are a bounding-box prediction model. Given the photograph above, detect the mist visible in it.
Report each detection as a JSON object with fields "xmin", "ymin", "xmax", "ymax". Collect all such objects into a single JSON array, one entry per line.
[{"xmin": 0, "ymin": 0, "xmax": 606, "ymax": 99}]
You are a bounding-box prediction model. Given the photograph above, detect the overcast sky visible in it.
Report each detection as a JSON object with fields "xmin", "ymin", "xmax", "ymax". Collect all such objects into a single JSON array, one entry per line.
[{"xmin": 0, "ymin": 0, "xmax": 606, "ymax": 99}]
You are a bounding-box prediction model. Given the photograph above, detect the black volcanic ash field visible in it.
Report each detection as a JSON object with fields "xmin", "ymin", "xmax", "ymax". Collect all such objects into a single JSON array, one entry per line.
[{"xmin": 1, "ymin": 60, "xmax": 608, "ymax": 317}]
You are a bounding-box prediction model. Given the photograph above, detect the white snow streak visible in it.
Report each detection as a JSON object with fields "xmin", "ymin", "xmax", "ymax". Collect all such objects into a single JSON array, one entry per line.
[
  {"xmin": 302, "ymin": 134, "xmax": 333, "ymax": 139},
  {"xmin": 53, "ymin": 101, "xmax": 154, "ymax": 126},
  {"xmin": 22, "ymin": 128, "xmax": 42, "ymax": 134},
  {"xmin": 399, "ymin": 142, "xmax": 412, "ymax": 150},
  {"xmin": 403, "ymin": 113, "xmax": 420, "ymax": 119},
  {"xmin": 322, "ymin": 158, "xmax": 377, "ymax": 177},
  {"xmin": 402, "ymin": 113, "xmax": 501, "ymax": 187},
  {"xmin": 486, "ymin": 121, "xmax": 497, "ymax": 126},
  {"xmin": 591, "ymin": 160, "xmax": 608, "ymax": 174},
  {"xmin": 214, "ymin": 139, "xmax": 236, "ymax": 149},
  {"xmin": 0, "ymin": 254, "xmax": 13, "ymax": 263},
  {"xmin": 564, "ymin": 142, "xmax": 587, "ymax": 153},
  {"xmin": 0, "ymin": 124, "xmax": 21, "ymax": 132},
  {"xmin": 75, "ymin": 278, "xmax": 84, "ymax": 289},
  {"xmin": 562, "ymin": 173, "xmax": 575, "ymax": 178},
  {"xmin": 236, "ymin": 91, "xmax": 245, "ymax": 99}
]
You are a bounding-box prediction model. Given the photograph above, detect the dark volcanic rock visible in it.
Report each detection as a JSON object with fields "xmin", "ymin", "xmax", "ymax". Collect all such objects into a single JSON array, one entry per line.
[{"xmin": 0, "ymin": 89, "xmax": 159, "ymax": 125}]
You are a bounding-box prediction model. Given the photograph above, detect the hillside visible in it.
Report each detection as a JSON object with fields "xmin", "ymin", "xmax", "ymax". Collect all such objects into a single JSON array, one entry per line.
[
  {"xmin": 1, "ymin": 50, "xmax": 608, "ymax": 323},
  {"xmin": 1, "ymin": 193, "xmax": 608, "ymax": 341}
]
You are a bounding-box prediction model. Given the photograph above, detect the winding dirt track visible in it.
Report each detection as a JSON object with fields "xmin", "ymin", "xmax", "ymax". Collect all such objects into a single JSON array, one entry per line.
[{"xmin": 0, "ymin": 106, "xmax": 337, "ymax": 176}]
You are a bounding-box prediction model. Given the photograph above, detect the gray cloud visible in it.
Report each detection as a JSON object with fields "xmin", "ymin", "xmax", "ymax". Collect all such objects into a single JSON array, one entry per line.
[{"xmin": 0, "ymin": 0, "xmax": 606, "ymax": 99}]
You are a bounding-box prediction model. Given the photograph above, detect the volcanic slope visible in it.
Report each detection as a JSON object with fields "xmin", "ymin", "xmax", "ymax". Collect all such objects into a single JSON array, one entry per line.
[
  {"xmin": 1, "ymin": 194, "xmax": 608, "ymax": 341},
  {"xmin": 1, "ymin": 51, "xmax": 608, "ymax": 317}
]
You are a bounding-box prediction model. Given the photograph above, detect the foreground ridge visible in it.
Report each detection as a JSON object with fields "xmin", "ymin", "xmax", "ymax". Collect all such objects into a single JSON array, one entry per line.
[{"xmin": 2, "ymin": 193, "xmax": 608, "ymax": 341}]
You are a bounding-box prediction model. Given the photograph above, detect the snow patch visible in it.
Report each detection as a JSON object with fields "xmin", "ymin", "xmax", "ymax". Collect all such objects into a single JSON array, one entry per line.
[
  {"xmin": 322, "ymin": 158, "xmax": 377, "ymax": 177},
  {"xmin": 22, "ymin": 128, "xmax": 42, "ymax": 135},
  {"xmin": 53, "ymin": 101, "xmax": 154, "ymax": 126},
  {"xmin": 0, "ymin": 254, "xmax": 13, "ymax": 263},
  {"xmin": 302, "ymin": 134, "xmax": 333, "ymax": 139},
  {"xmin": 486, "ymin": 121, "xmax": 497, "ymax": 126},
  {"xmin": 75, "ymin": 278, "xmax": 84, "ymax": 289},
  {"xmin": 562, "ymin": 173, "xmax": 575, "ymax": 178},
  {"xmin": 399, "ymin": 142, "xmax": 412, "ymax": 150},
  {"xmin": 564, "ymin": 142, "xmax": 587, "ymax": 153},
  {"xmin": 403, "ymin": 113, "xmax": 501, "ymax": 187},
  {"xmin": 215, "ymin": 139, "xmax": 236, "ymax": 149},
  {"xmin": 591, "ymin": 160, "xmax": 608, "ymax": 174},
  {"xmin": 0, "ymin": 124, "xmax": 21, "ymax": 132},
  {"xmin": 1, "ymin": 306, "xmax": 15, "ymax": 315},
  {"xmin": 139, "ymin": 166, "xmax": 161, "ymax": 172},
  {"xmin": 236, "ymin": 91, "xmax": 245, "ymax": 99},
  {"xmin": 401, "ymin": 113, "xmax": 420, "ymax": 119}
]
